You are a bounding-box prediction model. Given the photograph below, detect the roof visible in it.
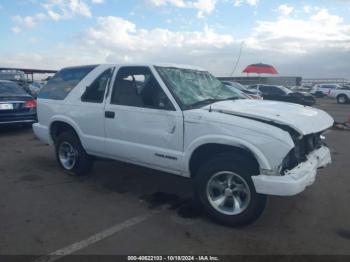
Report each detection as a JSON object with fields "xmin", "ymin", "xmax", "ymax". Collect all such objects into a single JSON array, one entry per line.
[
  {"xmin": 61, "ymin": 63, "xmax": 206, "ymax": 71},
  {"xmin": 1, "ymin": 63, "xmax": 206, "ymax": 75},
  {"xmin": 149, "ymin": 63, "xmax": 205, "ymax": 71}
]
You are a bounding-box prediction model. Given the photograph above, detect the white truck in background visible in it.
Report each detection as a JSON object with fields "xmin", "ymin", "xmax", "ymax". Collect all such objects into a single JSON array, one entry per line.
[
  {"xmin": 329, "ymin": 87, "xmax": 350, "ymax": 104},
  {"xmin": 310, "ymin": 84, "xmax": 342, "ymax": 98}
]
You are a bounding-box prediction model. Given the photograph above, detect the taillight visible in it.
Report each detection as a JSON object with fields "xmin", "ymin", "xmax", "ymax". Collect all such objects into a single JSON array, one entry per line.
[{"xmin": 24, "ymin": 99, "xmax": 37, "ymax": 108}]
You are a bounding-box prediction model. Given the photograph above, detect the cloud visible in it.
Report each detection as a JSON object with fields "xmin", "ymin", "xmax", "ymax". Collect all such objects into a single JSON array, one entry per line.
[
  {"xmin": 11, "ymin": 0, "xmax": 93, "ymax": 34},
  {"xmin": 277, "ymin": 4, "xmax": 294, "ymax": 16},
  {"xmin": 11, "ymin": 13, "xmax": 47, "ymax": 33},
  {"xmin": 11, "ymin": 26, "xmax": 22, "ymax": 34},
  {"xmin": 246, "ymin": 8, "xmax": 350, "ymax": 53},
  {"xmin": 4, "ymin": 6, "xmax": 350, "ymax": 78},
  {"xmin": 83, "ymin": 16, "xmax": 234, "ymax": 51},
  {"xmin": 147, "ymin": 0, "xmax": 187, "ymax": 8},
  {"xmin": 147, "ymin": 0, "xmax": 218, "ymax": 17},
  {"xmin": 3, "ymin": 15, "xmax": 236, "ymax": 74},
  {"xmin": 234, "ymin": 0, "xmax": 259, "ymax": 7},
  {"xmin": 91, "ymin": 0, "xmax": 105, "ymax": 4},
  {"xmin": 147, "ymin": 0, "xmax": 259, "ymax": 17},
  {"xmin": 303, "ymin": 5, "xmax": 312, "ymax": 13},
  {"xmin": 41, "ymin": 0, "xmax": 92, "ymax": 21}
]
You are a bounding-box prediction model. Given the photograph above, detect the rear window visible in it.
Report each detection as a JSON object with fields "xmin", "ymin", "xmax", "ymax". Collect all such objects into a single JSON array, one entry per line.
[
  {"xmin": 38, "ymin": 65, "xmax": 97, "ymax": 100},
  {"xmin": 0, "ymin": 81, "xmax": 28, "ymax": 96}
]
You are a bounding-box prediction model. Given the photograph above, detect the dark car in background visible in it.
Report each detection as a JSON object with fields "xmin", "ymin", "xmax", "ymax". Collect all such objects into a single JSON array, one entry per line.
[
  {"xmin": 0, "ymin": 80, "xmax": 37, "ymax": 125},
  {"xmin": 223, "ymin": 83, "xmax": 252, "ymax": 100},
  {"xmin": 222, "ymin": 81, "xmax": 263, "ymax": 100},
  {"xmin": 248, "ymin": 84, "xmax": 316, "ymax": 106}
]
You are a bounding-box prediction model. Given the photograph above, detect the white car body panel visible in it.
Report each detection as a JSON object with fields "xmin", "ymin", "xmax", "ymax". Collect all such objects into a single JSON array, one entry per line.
[
  {"xmin": 182, "ymin": 108, "xmax": 296, "ymax": 174},
  {"xmin": 329, "ymin": 89, "xmax": 350, "ymax": 99},
  {"xmin": 310, "ymin": 84, "xmax": 341, "ymax": 96},
  {"xmin": 208, "ymin": 100, "xmax": 334, "ymax": 136},
  {"xmin": 104, "ymin": 104, "xmax": 184, "ymax": 172},
  {"xmin": 33, "ymin": 63, "xmax": 334, "ymax": 196}
]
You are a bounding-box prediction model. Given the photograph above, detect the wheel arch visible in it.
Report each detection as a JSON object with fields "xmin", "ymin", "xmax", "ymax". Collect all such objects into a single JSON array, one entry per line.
[
  {"xmin": 49, "ymin": 116, "xmax": 83, "ymax": 145},
  {"xmin": 337, "ymin": 93, "xmax": 349, "ymax": 99},
  {"xmin": 185, "ymin": 136, "xmax": 271, "ymax": 177}
]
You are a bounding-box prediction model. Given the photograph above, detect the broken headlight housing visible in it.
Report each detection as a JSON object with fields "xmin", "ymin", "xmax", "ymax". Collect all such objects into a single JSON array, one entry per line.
[{"xmin": 281, "ymin": 132, "xmax": 324, "ymax": 174}]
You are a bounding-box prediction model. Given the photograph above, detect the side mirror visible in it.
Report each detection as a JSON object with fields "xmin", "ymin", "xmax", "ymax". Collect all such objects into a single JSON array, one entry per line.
[
  {"xmin": 158, "ymin": 101, "xmax": 166, "ymax": 109},
  {"xmin": 157, "ymin": 94, "xmax": 174, "ymax": 111}
]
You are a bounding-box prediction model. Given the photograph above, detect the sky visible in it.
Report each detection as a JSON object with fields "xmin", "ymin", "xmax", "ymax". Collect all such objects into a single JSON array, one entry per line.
[{"xmin": 0, "ymin": 0, "xmax": 350, "ymax": 78}]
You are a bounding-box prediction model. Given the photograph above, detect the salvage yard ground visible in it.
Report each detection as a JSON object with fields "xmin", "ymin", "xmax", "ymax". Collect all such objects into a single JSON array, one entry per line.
[{"xmin": 1, "ymin": 98, "xmax": 350, "ymax": 257}]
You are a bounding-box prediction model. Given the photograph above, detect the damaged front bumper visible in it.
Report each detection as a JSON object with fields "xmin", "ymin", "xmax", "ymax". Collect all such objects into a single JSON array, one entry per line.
[{"xmin": 252, "ymin": 146, "xmax": 331, "ymax": 196}]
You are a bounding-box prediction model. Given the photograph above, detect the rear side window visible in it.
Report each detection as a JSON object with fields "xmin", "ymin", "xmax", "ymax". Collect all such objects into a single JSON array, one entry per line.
[
  {"xmin": 38, "ymin": 65, "xmax": 97, "ymax": 100},
  {"xmin": 82, "ymin": 69, "xmax": 112, "ymax": 103},
  {"xmin": 0, "ymin": 81, "xmax": 28, "ymax": 96},
  {"xmin": 320, "ymin": 85, "xmax": 337, "ymax": 89}
]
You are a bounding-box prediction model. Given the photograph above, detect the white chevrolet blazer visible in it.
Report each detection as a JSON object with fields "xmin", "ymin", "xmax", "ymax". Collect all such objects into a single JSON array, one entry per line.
[{"xmin": 33, "ymin": 64, "xmax": 334, "ymax": 226}]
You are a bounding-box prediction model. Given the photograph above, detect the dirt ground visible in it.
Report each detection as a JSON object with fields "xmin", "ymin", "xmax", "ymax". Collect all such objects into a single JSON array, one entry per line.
[{"xmin": 0, "ymin": 98, "xmax": 349, "ymax": 258}]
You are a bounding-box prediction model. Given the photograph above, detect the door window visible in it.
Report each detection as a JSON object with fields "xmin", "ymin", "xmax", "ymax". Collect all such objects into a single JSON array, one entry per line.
[
  {"xmin": 111, "ymin": 67, "xmax": 175, "ymax": 110},
  {"xmin": 259, "ymin": 86, "xmax": 271, "ymax": 95},
  {"xmin": 269, "ymin": 86, "xmax": 285, "ymax": 95},
  {"xmin": 82, "ymin": 69, "xmax": 112, "ymax": 103},
  {"xmin": 320, "ymin": 85, "xmax": 337, "ymax": 89}
]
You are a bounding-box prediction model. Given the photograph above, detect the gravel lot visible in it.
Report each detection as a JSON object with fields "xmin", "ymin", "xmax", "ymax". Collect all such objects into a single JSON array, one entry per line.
[{"xmin": 1, "ymin": 98, "xmax": 349, "ymax": 257}]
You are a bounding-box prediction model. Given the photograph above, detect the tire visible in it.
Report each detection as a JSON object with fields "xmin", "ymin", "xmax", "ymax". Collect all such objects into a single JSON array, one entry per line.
[
  {"xmin": 337, "ymin": 95, "xmax": 349, "ymax": 104},
  {"xmin": 194, "ymin": 153, "xmax": 267, "ymax": 227},
  {"xmin": 315, "ymin": 92, "xmax": 324, "ymax": 98},
  {"xmin": 308, "ymin": 96, "xmax": 316, "ymax": 106},
  {"xmin": 55, "ymin": 131, "xmax": 93, "ymax": 176}
]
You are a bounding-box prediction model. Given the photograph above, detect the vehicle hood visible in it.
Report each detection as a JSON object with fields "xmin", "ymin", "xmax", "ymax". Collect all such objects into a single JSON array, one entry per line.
[{"xmin": 206, "ymin": 100, "xmax": 334, "ymax": 136}]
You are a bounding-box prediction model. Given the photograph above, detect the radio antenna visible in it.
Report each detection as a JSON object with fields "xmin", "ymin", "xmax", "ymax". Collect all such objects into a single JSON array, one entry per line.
[{"xmin": 230, "ymin": 41, "xmax": 244, "ymax": 77}]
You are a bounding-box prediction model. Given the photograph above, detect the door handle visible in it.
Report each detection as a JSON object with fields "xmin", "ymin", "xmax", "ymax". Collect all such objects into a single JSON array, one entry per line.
[{"xmin": 105, "ymin": 111, "xmax": 115, "ymax": 119}]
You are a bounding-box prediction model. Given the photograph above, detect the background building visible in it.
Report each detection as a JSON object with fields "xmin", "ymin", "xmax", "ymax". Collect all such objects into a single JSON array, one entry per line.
[
  {"xmin": 217, "ymin": 76, "xmax": 302, "ymax": 87},
  {"xmin": 302, "ymin": 78, "xmax": 349, "ymax": 87}
]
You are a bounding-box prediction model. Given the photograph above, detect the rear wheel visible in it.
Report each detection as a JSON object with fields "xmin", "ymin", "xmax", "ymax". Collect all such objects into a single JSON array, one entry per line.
[
  {"xmin": 194, "ymin": 153, "xmax": 267, "ymax": 227},
  {"xmin": 55, "ymin": 131, "xmax": 93, "ymax": 176},
  {"xmin": 337, "ymin": 95, "xmax": 349, "ymax": 104}
]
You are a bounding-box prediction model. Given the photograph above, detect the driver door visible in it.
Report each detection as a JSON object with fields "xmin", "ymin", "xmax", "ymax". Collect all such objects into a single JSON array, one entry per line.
[{"xmin": 104, "ymin": 66, "xmax": 184, "ymax": 173}]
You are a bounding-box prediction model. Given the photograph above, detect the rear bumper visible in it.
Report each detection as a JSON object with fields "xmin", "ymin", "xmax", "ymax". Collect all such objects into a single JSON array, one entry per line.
[
  {"xmin": 0, "ymin": 114, "xmax": 37, "ymax": 125},
  {"xmin": 252, "ymin": 146, "xmax": 331, "ymax": 196},
  {"xmin": 33, "ymin": 123, "xmax": 51, "ymax": 144}
]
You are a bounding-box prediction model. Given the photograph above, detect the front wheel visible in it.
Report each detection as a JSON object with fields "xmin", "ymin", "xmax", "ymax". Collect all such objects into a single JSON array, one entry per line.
[
  {"xmin": 55, "ymin": 131, "xmax": 93, "ymax": 176},
  {"xmin": 194, "ymin": 153, "xmax": 267, "ymax": 227},
  {"xmin": 337, "ymin": 95, "xmax": 349, "ymax": 104}
]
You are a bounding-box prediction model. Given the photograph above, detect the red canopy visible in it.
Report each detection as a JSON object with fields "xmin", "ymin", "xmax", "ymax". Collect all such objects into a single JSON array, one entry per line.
[{"xmin": 243, "ymin": 63, "xmax": 278, "ymax": 75}]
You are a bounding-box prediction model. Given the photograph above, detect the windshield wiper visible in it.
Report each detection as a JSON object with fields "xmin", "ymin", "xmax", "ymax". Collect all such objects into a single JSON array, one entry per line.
[
  {"xmin": 188, "ymin": 99, "xmax": 222, "ymax": 108},
  {"xmin": 223, "ymin": 96, "xmax": 240, "ymax": 101},
  {"xmin": 188, "ymin": 97, "xmax": 240, "ymax": 109}
]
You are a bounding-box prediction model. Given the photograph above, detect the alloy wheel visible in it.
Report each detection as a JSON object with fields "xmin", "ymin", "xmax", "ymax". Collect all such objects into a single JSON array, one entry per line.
[
  {"xmin": 58, "ymin": 142, "xmax": 77, "ymax": 170},
  {"xmin": 206, "ymin": 171, "xmax": 251, "ymax": 215}
]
